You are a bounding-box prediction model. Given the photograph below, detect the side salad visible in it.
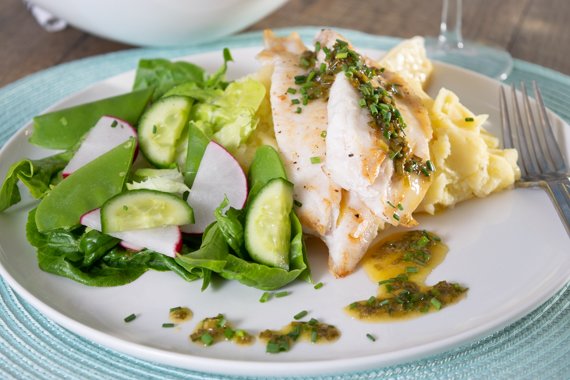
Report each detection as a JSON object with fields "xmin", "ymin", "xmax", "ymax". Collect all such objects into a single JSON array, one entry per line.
[{"xmin": 0, "ymin": 49, "xmax": 310, "ymax": 291}]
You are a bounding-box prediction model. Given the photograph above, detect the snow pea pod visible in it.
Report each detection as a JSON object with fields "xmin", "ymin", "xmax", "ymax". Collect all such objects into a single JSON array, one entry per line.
[
  {"xmin": 35, "ymin": 138, "xmax": 136, "ymax": 232},
  {"xmin": 30, "ymin": 88, "xmax": 153, "ymax": 149},
  {"xmin": 184, "ymin": 122, "xmax": 210, "ymax": 187}
]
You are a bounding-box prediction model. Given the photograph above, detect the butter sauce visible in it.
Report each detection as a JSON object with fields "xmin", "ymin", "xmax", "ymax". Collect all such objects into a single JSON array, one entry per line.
[{"xmin": 346, "ymin": 230, "xmax": 467, "ymax": 321}]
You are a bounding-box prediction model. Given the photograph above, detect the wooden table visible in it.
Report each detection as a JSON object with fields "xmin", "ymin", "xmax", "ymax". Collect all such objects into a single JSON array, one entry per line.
[{"xmin": 1, "ymin": 0, "xmax": 569, "ymax": 88}]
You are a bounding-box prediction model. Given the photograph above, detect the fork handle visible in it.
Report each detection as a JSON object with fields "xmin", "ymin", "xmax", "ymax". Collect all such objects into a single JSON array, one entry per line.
[{"xmin": 544, "ymin": 177, "xmax": 570, "ymax": 236}]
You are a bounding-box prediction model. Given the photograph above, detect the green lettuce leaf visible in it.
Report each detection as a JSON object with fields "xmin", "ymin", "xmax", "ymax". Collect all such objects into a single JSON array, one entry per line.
[
  {"xmin": 0, "ymin": 152, "xmax": 71, "ymax": 212},
  {"xmin": 192, "ymin": 78, "xmax": 266, "ymax": 152}
]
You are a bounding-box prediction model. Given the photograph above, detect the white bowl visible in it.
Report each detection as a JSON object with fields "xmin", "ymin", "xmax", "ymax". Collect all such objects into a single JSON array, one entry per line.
[{"xmin": 29, "ymin": 0, "xmax": 287, "ymax": 46}]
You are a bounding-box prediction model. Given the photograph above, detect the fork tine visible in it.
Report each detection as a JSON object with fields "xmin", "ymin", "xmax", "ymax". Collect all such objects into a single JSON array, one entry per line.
[
  {"xmin": 499, "ymin": 86, "xmax": 514, "ymax": 150},
  {"xmin": 510, "ymin": 84, "xmax": 535, "ymax": 177},
  {"xmin": 520, "ymin": 82, "xmax": 549, "ymax": 174},
  {"xmin": 532, "ymin": 81, "xmax": 567, "ymax": 173}
]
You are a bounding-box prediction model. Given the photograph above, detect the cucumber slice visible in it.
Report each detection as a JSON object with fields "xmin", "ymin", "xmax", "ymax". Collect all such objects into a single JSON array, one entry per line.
[
  {"xmin": 101, "ymin": 189, "xmax": 194, "ymax": 233},
  {"xmin": 138, "ymin": 96, "xmax": 192, "ymax": 168},
  {"xmin": 245, "ymin": 178, "xmax": 294, "ymax": 270}
]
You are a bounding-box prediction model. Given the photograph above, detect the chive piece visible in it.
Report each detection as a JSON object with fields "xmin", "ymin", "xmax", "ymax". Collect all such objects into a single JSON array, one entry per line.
[
  {"xmin": 397, "ymin": 203, "xmax": 404, "ymax": 211},
  {"xmin": 123, "ymin": 205, "xmax": 128, "ymax": 211},
  {"xmin": 291, "ymin": 98, "xmax": 300, "ymax": 105},
  {"xmin": 311, "ymin": 329, "xmax": 318, "ymax": 343},
  {"xmin": 358, "ymin": 98, "xmax": 367, "ymax": 108},
  {"xmin": 110, "ymin": 120, "xmax": 118, "ymax": 128},
  {"xmin": 224, "ymin": 328, "xmax": 235, "ymax": 340},
  {"xmin": 170, "ymin": 306, "xmax": 182, "ymax": 312},
  {"xmin": 124, "ymin": 313, "xmax": 136, "ymax": 323},
  {"xmin": 315, "ymin": 41, "xmax": 321, "ymax": 53},
  {"xmin": 287, "ymin": 87, "xmax": 297, "ymax": 94},
  {"xmin": 275, "ymin": 291, "xmax": 290, "ymax": 298},
  {"xmin": 320, "ymin": 130, "xmax": 327, "ymax": 138},
  {"xmin": 387, "ymin": 200, "xmax": 396, "ymax": 208},
  {"xmin": 201, "ymin": 333, "xmax": 214, "ymax": 346},
  {"xmin": 366, "ymin": 333, "xmax": 376, "ymax": 342},
  {"xmin": 426, "ymin": 160, "xmax": 435, "ymax": 172},
  {"xmin": 314, "ymin": 282, "xmax": 324, "ymax": 289},
  {"xmin": 162, "ymin": 323, "xmax": 175, "ymax": 328},
  {"xmin": 152, "ymin": 125, "xmax": 157, "ymax": 134},
  {"xmin": 393, "ymin": 213, "xmax": 400, "ymax": 221},
  {"xmin": 308, "ymin": 318, "xmax": 319, "ymax": 326},
  {"xmin": 406, "ymin": 266, "xmax": 419, "ymax": 273},
  {"xmin": 465, "ymin": 117, "xmax": 474, "ymax": 122},
  {"xmin": 259, "ymin": 292, "xmax": 271, "ymax": 303},
  {"xmin": 320, "ymin": 62, "xmax": 326, "ymax": 73},
  {"xmin": 294, "ymin": 200, "xmax": 303, "ymax": 207},
  {"xmin": 293, "ymin": 310, "xmax": 308, "ymax": 320},
  {"xmin": 431, "ymin": 297, "xmax": 442, "ymax": 310},
  {"xmin": 378, "ymin": 278, "xmax": 394, "ymax": 285},
  {"xmin": 335, "ymin": 51, "xmax": 348, "ymax": 59},
  {"xmin": 295, "ymin": 107, "xmax": 302, "ymax": 114},
  {"xmin": 310, "ymin": 156, "xmax": 322, "ymax": 164}
]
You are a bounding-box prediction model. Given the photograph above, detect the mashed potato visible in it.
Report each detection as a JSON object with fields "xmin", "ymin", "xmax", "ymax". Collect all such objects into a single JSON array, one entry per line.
[{"xmin": 417, "ymin": 88, "xmax": 520, "ymax": 214}]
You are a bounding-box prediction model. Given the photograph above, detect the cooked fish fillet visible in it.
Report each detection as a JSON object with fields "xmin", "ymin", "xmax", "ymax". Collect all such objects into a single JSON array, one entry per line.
[
  {"xmin": 316, "ymin": 30, "xmax": 432, "ymax": 227},
  {"xmin": 258, "ymin": 30, "xmax": 382, "ymax": 277}
]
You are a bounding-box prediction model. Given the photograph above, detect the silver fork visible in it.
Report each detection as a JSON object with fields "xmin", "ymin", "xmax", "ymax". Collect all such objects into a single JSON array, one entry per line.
[{"xmin": 499, "ymin": 81, "xmax": 570, "ymax": 236}]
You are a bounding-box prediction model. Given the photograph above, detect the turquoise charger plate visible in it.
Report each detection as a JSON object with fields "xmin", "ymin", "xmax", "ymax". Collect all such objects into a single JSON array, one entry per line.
[{"xmin": 0, "ymin": 27, "xmax": 569, "ymax": 379}]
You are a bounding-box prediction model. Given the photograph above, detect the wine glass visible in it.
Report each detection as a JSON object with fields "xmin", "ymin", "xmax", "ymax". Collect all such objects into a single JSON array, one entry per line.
[{"xmin": 425, "ymin": 0, "xmax": 513, "ymax": 80}]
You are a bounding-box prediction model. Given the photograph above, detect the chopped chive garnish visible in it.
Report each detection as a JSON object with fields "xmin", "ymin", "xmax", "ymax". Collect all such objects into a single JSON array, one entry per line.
[
  {"xmin": 320, "ymin": 62, "xmax": 326, "ymax": 73},
  {"xmin": 259, "ymin": 292, "xmax": 271, "ymax": 303},
  {"xmin": 430, "ymin": 297, "xmax": 442, "ymax": 310},
  {"xmin": 122, "ymin": 205, "xmax": 128, "ymax": 211},
  {"xmin": 295, "ymin": 107, "xmax": 302, "ymax": 114},
  {"xmin": 291, "ymin": 98, "xmax": 300, "ymax": 105},
  {"xmin": 162, "ymin": 323, "xmax": 175, "ymax": 328},
  {"xmin": 310, "ymin": 156, "xmax": 322, "ymax": 164},
  {"xmin": 111, "ymin": 120, "xmax": 118, "ymax": 128},
  {"xmin": 366, "ymin": 333, "xmax": 376, "ymax": 342},
  {"xmin": 314, "ymin": 282, "xmax": 324, "ymax": 289},
  {"xmin": 335, "ymin": 51, "xmax": 348, "ymax": 59},
  {"xmin": 315, "ymin": 41, "xmax": 321, "ymax": 53},
  {"xmin": 275, "ymin": 291, "xmax": 290, "ymax": 298},
  {"xmin": 465, "ymin": 117, "xmax": 474, "ymax": 122},
  {"xmin": 294, "ymin": 199, "xmax": 303, "ymax": 207},
  {"xmin": 170, "ymin": 306, "xmax": 182, "ymax": 312},
  {"xmin": 320, "ymin": 130, "xmax": 327, "ymax": 138},
  {"xmin": 152, "ymin": 125, "xmax": 157, "ymax": 134},
  {"xmin": 311, "ymin": 329, "xmax": 318, "ymax": 343},
  {"xmin": 406, "ymin": 266, "xmax": 419, "ymax": 273},
  {"xmin": 392, "ymin": 213, "xmax": 400, "ymax": 221},
  {"xmin": 287, "ymin": 87, "xmax": 297, "ymax": 94},
  {"xmin": 378, "ymin": 278, "xmax": 394, "ymax": 285},
  {"xmin": 426, "ymin": 160, "xmax": 435, "ymax": 172},
  {"xmin": 200, "ymin": 332, "xmax": 214, "ymax": 346},
  {"xmin": 387, "ymin": 200, "xmax": 396, "ymax": 208},
  {"xmin": 397, "ymin": 203, "xmax": 404, "ymax": 211},
  {"xmin": 224, "ymin": 328, "xmax": 235, "ymax": 339},
  {"xmin": 124, "ymin": 313, "xmax": 136, "ymax": 323},
  {"xmin": 293, "ymin": 310, "xmax": 308, "ymax": 320}
]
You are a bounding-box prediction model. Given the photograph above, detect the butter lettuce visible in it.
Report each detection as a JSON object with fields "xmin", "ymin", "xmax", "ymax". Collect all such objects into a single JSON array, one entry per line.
[{"xmin": 192, "ymin": 78, "xmax": 266, "ymax": 152}]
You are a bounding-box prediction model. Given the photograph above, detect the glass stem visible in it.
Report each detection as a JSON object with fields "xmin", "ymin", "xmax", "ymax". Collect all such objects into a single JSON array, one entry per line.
[{"xmin": 438, "ymin": 0, "xmax": 464, "ymax": 49}]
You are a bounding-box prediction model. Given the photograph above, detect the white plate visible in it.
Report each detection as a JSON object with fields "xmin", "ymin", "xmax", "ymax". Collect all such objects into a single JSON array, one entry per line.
[{"xmin": 0, "ymin": 47, "xmax": 569, "ymax": 377}]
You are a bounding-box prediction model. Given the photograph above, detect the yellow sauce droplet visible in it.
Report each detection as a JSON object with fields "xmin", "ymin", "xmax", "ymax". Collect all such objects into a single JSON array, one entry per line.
[{"xmin": 169, "ymin": 307, "xmax": 193, "ymax": 324}]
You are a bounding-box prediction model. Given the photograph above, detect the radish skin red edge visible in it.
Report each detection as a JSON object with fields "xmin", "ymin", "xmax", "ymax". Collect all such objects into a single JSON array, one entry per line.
[
  {"xmin": 63, "ymin": 116, "xmax": 138, "ymax": 178},
  {"xmin": 80, "ymin": 209, "xmax": 182, "ymax": 257},
  {"xmin": 182, "ymin": 141, "xmax": 248, "ymax": 234}
]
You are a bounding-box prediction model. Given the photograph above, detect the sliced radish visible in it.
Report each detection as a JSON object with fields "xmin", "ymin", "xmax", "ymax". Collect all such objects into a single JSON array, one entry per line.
[
  {"xmin": 63, "ymin": 116, "xmax": 138, "ymax": 177},
  {"xmin": 182, "ymin": 141, "xmax": 248, "ymax": 234},
  {"xmin": 120, "ymin": 241, "xmax": 143, "ymax": 251},
  {"xmin": 80, "ymin": 209, "xmax": 182, "ymax": 257}
]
